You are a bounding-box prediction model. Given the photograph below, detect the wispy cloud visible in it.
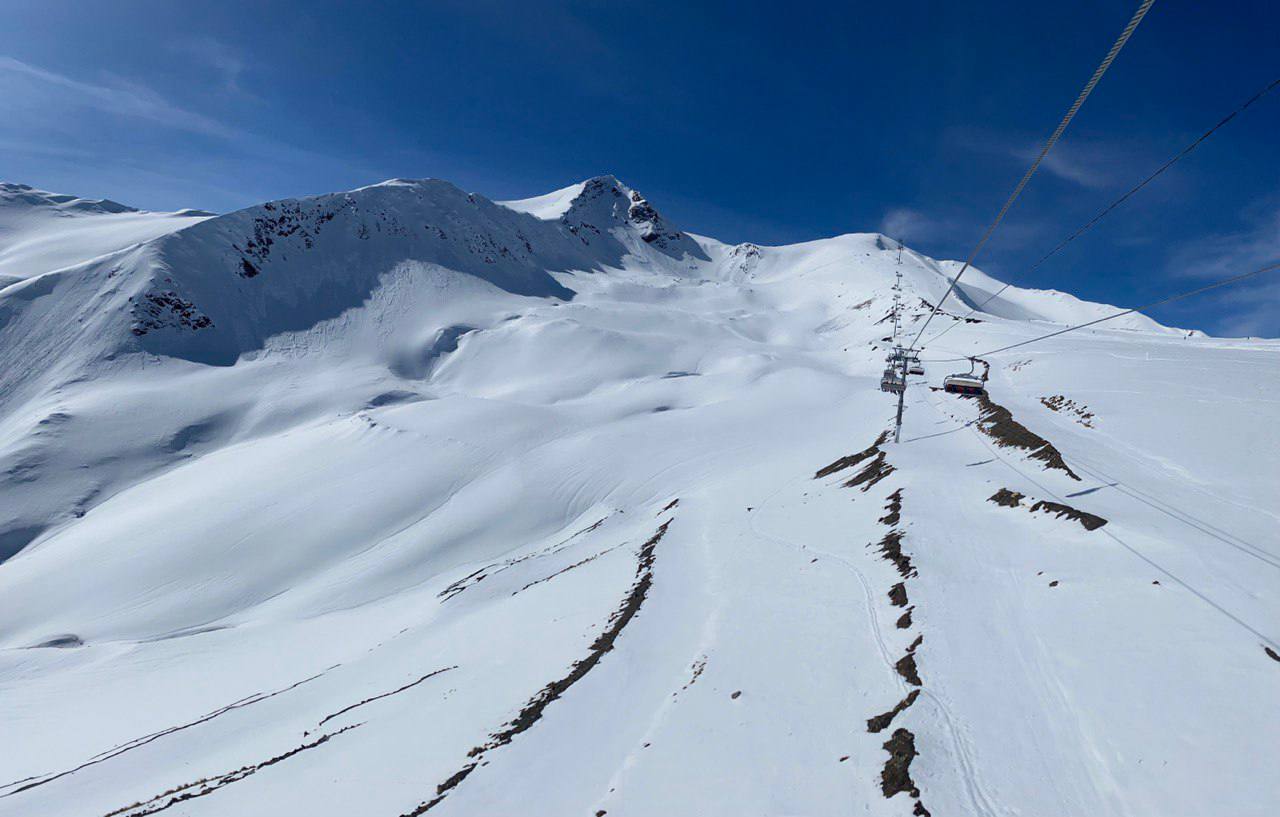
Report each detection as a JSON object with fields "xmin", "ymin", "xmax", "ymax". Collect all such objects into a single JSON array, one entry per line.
[
  {"xmin": 1164, "ymin": 196, "xmax": 1280, "ymax": 337},
  {"xmin": 171, "ymin": 38, "xmax": 249, "ymax": 95},
  {"xmin": 1028, "ymin": 146, "xmax": 1112, "ymax": 189},
  {"xmin": 878, "ymin": 205, "xmax": 1046, "ymax": 258},
  {"xmin": 0, "ymin": 55, "xmax": 237, "ymax": 137},
  {"xmin": 0, "ymin": 55, "xmax": 404, "ymax": 212},
  {"xmin": 878, "ymin": 207, "xmax": 937, "ymax": 243},
  {"xmin": 1166, "ymin": 198, "xmax": 1280, "ymax": 280},
  {"xmin": 1204, "ymin": 277, "xmax": 1280, "ymax": 337},
  {"xmin": 946, "ymin": 126, "xmax": 1139, "ymax": 191}
]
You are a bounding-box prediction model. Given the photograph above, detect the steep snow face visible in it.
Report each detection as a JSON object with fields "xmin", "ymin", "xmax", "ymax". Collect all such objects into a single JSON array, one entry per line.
[
  {"xmin": 128, "ymin": 178, "xmax": 586, "ymax": 364},
  {"xmin": 503, "ymin": 174, "xmax": 709, "ymax": 263},
  {"xmin": 942, "ymin": 259, "xmax": 1193, "ymax": 335},
  {"xmin": 0, "ymin": 183, "xmax": 211, "ymax": 286},
  {"xmin": 498, "ymin": 180, "xmax": 586, "ymax": 220},
  {"xmin": 0, "ymin": 177, "xmax": 1276, "ymax": 817}
]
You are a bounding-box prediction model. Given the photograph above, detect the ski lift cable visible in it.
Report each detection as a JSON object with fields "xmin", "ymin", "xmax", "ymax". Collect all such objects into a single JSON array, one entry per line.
[
  {"xmin": 916, "ymin": 260, "xmax": 1280, "ymax": 363},
  {"xmin": 923, "ymin": 387, "xmax": 1280, "ymax": 651},
  {"xmin": 920, "ymin": 76, "xmax": 1280, "ymax": 350},
  {"xmin": 909, "ymin": 0, "xmax": 1157, "ymax": 350}
]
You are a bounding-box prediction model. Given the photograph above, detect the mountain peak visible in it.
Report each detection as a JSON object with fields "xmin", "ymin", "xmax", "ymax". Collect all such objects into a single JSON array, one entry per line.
[{"xmin": 497, "ymin": 175, "xmax": 705, "ymax": 260}]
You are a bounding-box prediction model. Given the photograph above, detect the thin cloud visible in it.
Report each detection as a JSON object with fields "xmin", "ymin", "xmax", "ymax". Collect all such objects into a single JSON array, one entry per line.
[
  {"xmin": 879, "ymin": 207, "xmax": 936, "ymax": 242},
  {"xmin": 172, "ymin": 38, "xmax": 250, "ymax": 95},
  {"xmin": 1163, "ymin": 197, "xmax": 1280, "ymax": 337},
  {"xmin": 1205, "ymin": 278, "xmax": 1280, "ymax": 337},
  {"xmin": 1032, "ymin": 147, "xmax": 1112, "ymax": 189},
  {"xmin": 1166, "ymin": 199, "xmax": 1280, "ymax": 280},
  {"xmin": 947, "ymin": 126, "xmax": 1128, "ymax": 190},
  {"xmin": 878, "ymin": 205, "xmax": 1047, "ymax": 258},
  {"xmin": 0, "ymin": 55, "xmax": 236, "ymax": 137}
]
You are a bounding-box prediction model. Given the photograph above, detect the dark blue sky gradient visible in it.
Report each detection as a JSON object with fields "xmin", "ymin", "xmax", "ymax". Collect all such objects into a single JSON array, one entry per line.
[{"xmin": 2, "ymin": 1, "xmax": 1277, "ymax": 334}]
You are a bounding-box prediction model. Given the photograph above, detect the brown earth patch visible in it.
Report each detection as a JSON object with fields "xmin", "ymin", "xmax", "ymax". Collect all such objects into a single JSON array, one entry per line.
[
  {"xmin": 888, "ymin": 582, "xmax": 908, "ymax": 608},
  {"xmin": 895, "ymin": 636, "xmax": 923, "ymax": 686},
  {"xmin": 1028, "ymin": 500, "xmax": 1107, "ymax": 530},
  {"xmin": 868, "ymin": 690, "xmax": 920, "ymax": 733},
  {"xmin": 815, "ymin": 431, "xmax": 890, "ymax": 479},
  {"xmin": 845, "ymin": 451, "xmax": 895, "ymax": 492},
  {"xmin": 880, "ymin": 728, "xmax": 919, "ymax": 797},
  {"xmin": 988, "ymin": 488, "xmax": 1107, "ymax": 531},
  {"xmin": 988, "ymin": 488, "xmax": 1025, "ymax": 508},
  {"xmin": 877, "ymin": 531, "xmax": 916, "ymax": 579},
  {"xmin": 975, "ymin": 393, "xmax": 1080, "ymax": 480},
  {"xmin": 878, "ymin": 489, "xmax": 903, "ymax": 526}
]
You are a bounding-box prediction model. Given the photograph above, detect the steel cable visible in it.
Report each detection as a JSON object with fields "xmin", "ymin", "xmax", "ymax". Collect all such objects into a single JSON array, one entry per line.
[
  {"xmin": 910, "ymin": 0, "xmax": 1157, "ymax": 349},
  {"xmin": 921, "ymin": 76, "xmax": 1280, "ymax": 349}
]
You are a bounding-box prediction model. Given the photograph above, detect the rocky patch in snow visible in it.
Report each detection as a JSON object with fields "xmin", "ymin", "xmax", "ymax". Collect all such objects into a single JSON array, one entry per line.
[
  {"xmin": 880, "ymin": 728, "xmax": 931, "ymax": 816},
  {"xmin": 130, "ymin": 291, "xmax": 213, "ymax": 336},
  {"xmin": 862, "ymin": 469, "xmax": 930, "ymax": 817},
  {"xmin": 1041, "ymin": 394, "xmax": 1096, "ymax": 427},
  {"xmin": 868, "ymin": 689, "xmax": 920, "ymax": 734},
  {"xmin": 814, "ymin": 431, "xmax": 890, "ymax": 479},
  {"xmin": 974, "ymin": 393, "xmax": 1080, "ymax": 480},
  {"xmin": 988, "ymin": 487, "xmax": 1107, "ymax": 530}
]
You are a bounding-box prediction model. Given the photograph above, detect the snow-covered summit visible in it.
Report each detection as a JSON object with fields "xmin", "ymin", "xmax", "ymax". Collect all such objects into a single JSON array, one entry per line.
[
  {"xmin": 502, "ymin": 174, "xmax": 707, "ymax": 260},
  {"xmin": 0, "ymin": 181, "xmax": 138, "ymax": 215}
]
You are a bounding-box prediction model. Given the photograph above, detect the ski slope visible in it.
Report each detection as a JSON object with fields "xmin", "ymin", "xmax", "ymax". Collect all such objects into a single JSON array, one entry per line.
[{"xmin": 0, "ymin": 176, "xmax": 1276, "ymax": 817}]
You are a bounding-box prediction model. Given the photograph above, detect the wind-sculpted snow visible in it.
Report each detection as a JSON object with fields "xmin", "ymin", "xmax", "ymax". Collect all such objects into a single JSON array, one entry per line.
[
  {"xmin": 0, "ymin": 176, "xmax": 1277, "ymax": 817},
  {"xmin": 0, "ymin": 183, "xmax": 210, "ymax": 284}
]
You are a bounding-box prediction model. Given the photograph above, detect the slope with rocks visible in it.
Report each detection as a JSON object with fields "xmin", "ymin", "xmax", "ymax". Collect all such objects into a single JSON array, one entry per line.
[{"xmin": 0, "ymin": 176, "xmax": 1276, "ymax": 817}]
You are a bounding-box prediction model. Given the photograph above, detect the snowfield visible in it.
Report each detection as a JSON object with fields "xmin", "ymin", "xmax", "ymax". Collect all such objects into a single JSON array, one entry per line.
[{"xmin": 0, "ymin": 175, "xmax": 1276, "ymax": 817}]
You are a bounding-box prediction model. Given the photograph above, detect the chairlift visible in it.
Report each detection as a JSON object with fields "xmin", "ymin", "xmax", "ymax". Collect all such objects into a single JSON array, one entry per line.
[
  {"xmin": 907, "ymin": 354, "xmax": 924, "ymax": 376},
  {"xmin": 880, "ymin": 366, "xmax": 905, "ymax": 394},
  {"xmin": 942, "ymin": 357, "xmax": 985, "ymax": 396}
]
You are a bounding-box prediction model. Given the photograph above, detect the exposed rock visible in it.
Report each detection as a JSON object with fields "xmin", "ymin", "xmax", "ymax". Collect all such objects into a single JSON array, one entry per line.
[{"xmin": 975, "ymin": 393, "xmax": 1080, "ymax": 480}]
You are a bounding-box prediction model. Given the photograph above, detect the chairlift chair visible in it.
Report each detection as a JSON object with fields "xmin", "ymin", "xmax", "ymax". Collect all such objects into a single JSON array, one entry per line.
[
  {"xmin": 880, "ymin": 367, "xmax": 905, "ymax": 394},
  {"xmin": 942, "ymin": 358, "xmax": 985, "ymax": 395},
  {"xmin": 942, "ymin": 373, "xmax": 984, "ymax": 395}
]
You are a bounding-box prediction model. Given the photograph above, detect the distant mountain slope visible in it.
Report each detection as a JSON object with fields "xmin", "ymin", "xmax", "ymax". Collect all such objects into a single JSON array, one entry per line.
[{"xmin": 0, "ymin": 183, "xmax": 211, "ymax": 287}]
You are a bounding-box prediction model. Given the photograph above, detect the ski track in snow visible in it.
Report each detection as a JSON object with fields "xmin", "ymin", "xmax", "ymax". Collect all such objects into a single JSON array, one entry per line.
[{"xmin": 748, "ymin": 465, "xmax": 1002, "ymax": 817}]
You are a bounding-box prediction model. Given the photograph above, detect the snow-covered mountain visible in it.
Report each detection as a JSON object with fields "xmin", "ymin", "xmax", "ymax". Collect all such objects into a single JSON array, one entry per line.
[
  {"xmin": 0, "ymin": 176, "xmax": 1276, "ymax": 817},
  {"xmin": 0, "ymin": 182, "xmax": 212, "ymax": 288}
]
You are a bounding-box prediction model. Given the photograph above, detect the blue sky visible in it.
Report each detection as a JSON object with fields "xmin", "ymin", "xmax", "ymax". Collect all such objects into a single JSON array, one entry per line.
[{"xmin": 2, "ymin": 0, "xmax": 1277, "ymax": 335}]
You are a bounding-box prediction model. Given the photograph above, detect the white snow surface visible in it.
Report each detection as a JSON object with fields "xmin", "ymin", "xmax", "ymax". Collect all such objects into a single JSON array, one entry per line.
[
  {"xmin": 0, "ymin": 176, "xmax": 1277, "ymax": 817},
  {"xmin": 498, "ymin": 181, "xmax": 587, "ymax": 220},
  {"xmin": 0, "ymin": 182, "xmax": 212, "ymax": 286}
]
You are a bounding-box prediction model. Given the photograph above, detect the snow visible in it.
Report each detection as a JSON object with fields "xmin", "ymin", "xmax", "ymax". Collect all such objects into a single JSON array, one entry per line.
[
  {"xmin": 0, "ymin": 176, "xmax": 1276, "ymax": 817},
  {"xmin": 0, "ymin": 183, "xmax": 211, "ymax": 285},
  {"xmin": 498, "ymin": 181, "xmax": 588, "ymax": 220}
]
